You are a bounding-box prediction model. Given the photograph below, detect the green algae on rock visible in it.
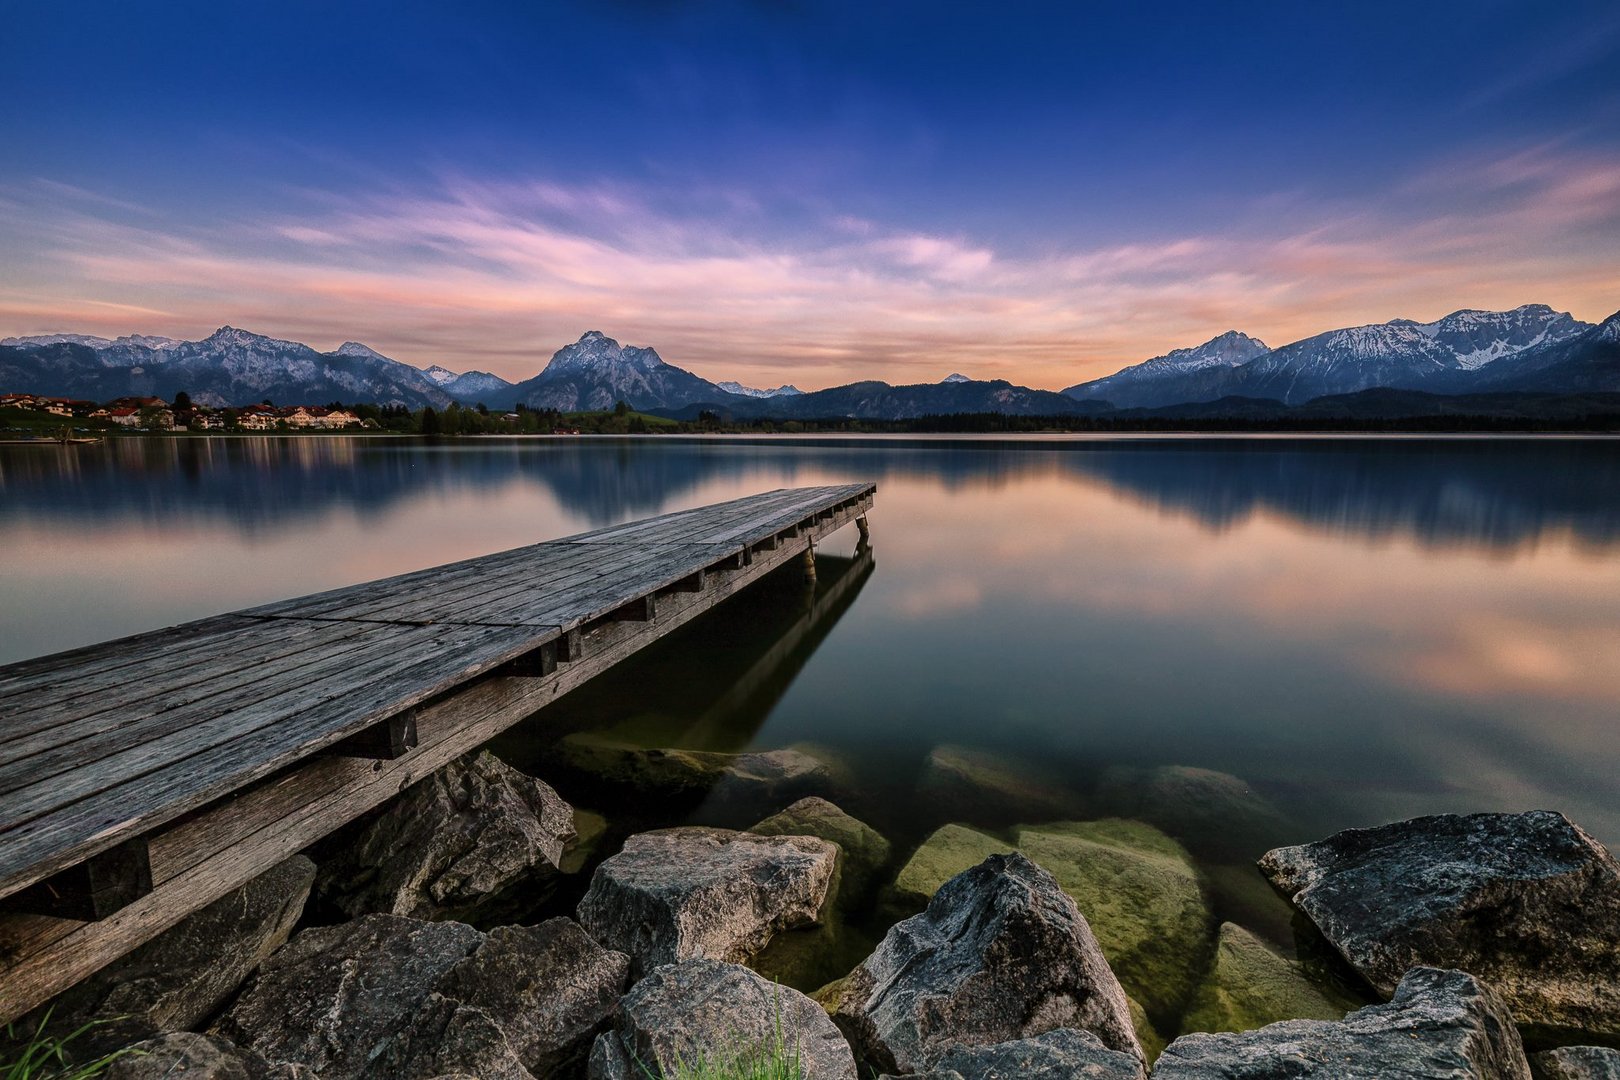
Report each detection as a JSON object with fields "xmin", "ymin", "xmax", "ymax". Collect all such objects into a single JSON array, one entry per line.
[
  {"xmin": 1180, "ymin": 922, "xmax": 1357, "ymax": 1036},
  {"xmin": 1012, "ymin": 819, "xmax": 1213, "ymax": 1024},
  {"xmin": 889, "ymin": 823, "xmax": 1013, "ymax": 909}
]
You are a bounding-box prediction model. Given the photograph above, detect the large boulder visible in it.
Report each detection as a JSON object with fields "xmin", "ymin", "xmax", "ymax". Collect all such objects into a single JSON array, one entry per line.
[
  {"xmin": 46, "ymin": 855, "xmax": 314, "ymax": 1039},
  {"xmin": 577, "ymin": 827, "xmax": 837, "ymax": 975},
  {"xmin": 1153, "ymin": 967, "xmax": 1531, "ymax": 1079},
  {"xmin": 880, "ymin": 1029, "xmax": 1146, "ymax": 1080},
  {"xmin": 1533, "ymin": 1047, "xmax": 1620, "ymax": 1079},
  {"xmin": 317, "ymin": 751, "xmax": 575, "ymax": 925},
  {"xmin": 103, "ymin": 1032, "xmax": 310, "ymax": 1079},
  {"xmin": 889, "ymin": 823, "xmax": 1012, "ymax": 908},
  {"xmin": 1013, "ymin": 819, "xmax": 1212, "ymax": 1021},
  {"xmin": 1179, "ymin": 922, "xmax": 1357, "ymax": 1035},
  {"xmin": 1260, "ymin": 810, "xmax": 1620, "ymax": 1037},
  {"xmin": 751, "ymin": 797, "xmax": 893, "ymax": 900},
  {"xmin": 827, "ymin": 852, "xmax": 1142, "ymax": 1074},
  {"xmin": 916, "ymin": 745, "xmax": 1085, "ymax": 825},
  {"xmin": 218, "ymin": 914, "xmax": 628, "ymax": 1080},
  {"xmin": 588, "ymin": 959, "xmax": 856, "ymax": 1080}
]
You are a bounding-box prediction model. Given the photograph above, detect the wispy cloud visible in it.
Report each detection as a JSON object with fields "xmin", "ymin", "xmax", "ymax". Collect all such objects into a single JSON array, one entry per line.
[{"xmin": 1, "ymin": 144, "xmax": 1617, "ymax": 388}]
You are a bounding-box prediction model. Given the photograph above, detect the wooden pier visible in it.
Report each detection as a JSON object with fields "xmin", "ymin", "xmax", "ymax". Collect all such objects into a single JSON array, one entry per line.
[{"xmin": 0, "ymin": 482, "xmax": 875, "ymax": 1020}]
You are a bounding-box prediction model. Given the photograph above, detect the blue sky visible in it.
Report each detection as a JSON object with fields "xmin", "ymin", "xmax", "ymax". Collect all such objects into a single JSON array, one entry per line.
[{"xmin": 3, "ymin": 0, "xmax": 1618, "ymax": 387}]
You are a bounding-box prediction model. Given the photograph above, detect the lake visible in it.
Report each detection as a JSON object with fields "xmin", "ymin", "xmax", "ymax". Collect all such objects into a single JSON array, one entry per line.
[{"xmin": 4, "ymin": 434, "xmax": 1619, "ymax": 1004}]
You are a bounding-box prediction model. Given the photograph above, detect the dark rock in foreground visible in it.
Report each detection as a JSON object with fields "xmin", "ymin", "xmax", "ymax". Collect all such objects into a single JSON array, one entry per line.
[
  {"xmin": 827, "ymin": 852, "xmax": 1142, "ymax": 1074},
  {"xmin": 1260, "ymin": 810, "xmax": 1620, "ymax": 1036},
  {"xmin": 1533, "ymin": 1046, "xmax": 1620, "ymax": 1079},
  {"xmin": 880, "ymin": 1028, "xmax": 1146, "ymax": 1079},
  {"xmin": 577, "ymin": 827, "xmax": 837, "ymax": 974},
  {"xmin": 588, "ymin": 959, "xmax": 856, "ymax": 1080},
  {"xmin": 48, "ymin": 855, "xmax": 314, "ymax": 1039},
  {"xmin": 317, "ymin": 751, "xmax": 576, "ymax": 924},
  {"xmin": 104, "ymin": 1032, "xmax": 312, "ymax": 1079},
  {"xmin": 1153, "ymin": 967, "xmax": 1531, "ymax": 1079},
  {"xmin": 219, "ymin": 914, "xmax": 628, "ymax": 1080}
]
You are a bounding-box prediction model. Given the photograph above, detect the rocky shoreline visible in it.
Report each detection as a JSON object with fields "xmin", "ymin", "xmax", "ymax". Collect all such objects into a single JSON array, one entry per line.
[{"xmin": 16, "ymin": 744, "xmax": 1620, "ymax": 1080}]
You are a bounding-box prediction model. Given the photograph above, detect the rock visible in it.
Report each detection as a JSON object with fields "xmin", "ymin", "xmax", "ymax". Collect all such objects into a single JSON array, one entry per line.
[
  {"xmin": 219, "ymin": 914, "xmax": 628, "ymax": 1080},
  {"xmin": 1013, "ymin": 819, "xmax": 1212, "ymax": 1022},
  {"xmin": 588, "ymin": 959, "xmax": 856, "ymax": 1080},
  {"xmin": 881, "ymin": 1029, "xmax": 1146, "ymax": 1079},
  {"xmin": 917, "ymin": 745, "xmax": 1085, "ymax": 825},
  {"xmin": 577, "ymin": 827, "xmax": 837, "ymax": 975},
  {"xmin": 751, "ymin": 910, "xmax": 879, "ymax": 994},
  {"xmin": 1127, "ymin": 997, "xmax": 1166, "ymax": 1063},
  {"xmin": 827, "ymin": 852, "xmax": 1142, "ymax": 1074},
  {"xmin": 547, "ymin": 735, "xmax": 839, "ymax": 818},
  {"xmin": 890, "ymin": 823, "xmax": 1011, "ymax": 908},
  {"xmin": 752, "ymin": 797, "xmax": 893, "ymax": 900},
  {"xmin": 46, "ymin": 855, "xmax": 314, "ymax": 1037},
  {"xmin": 1096, "ymin": 766, "xmax": 1288, "ymax": 860},
  {"xmin": 1153, "ymin": 967, "xmax": 1531, "ymax": 1079},
  {"xmin": 1180, "ymin": 923, "xmax": 1355, "ymax": 1035},
  {"xmin": 1533, "ymin": 1047, "xmax": 1620, "ymax": 1079},
  {"xmin": 386, "ymin": 921, "xmax": 631, "ymax": 1079},
  {"xmin": 102, "ymin": 1032, "xmax": 310, "ymax": 1079},
  {"xmin": 317, "ymin": 751, "xmax": 575, "ymax": 924},
  {"xmin": 218, "ymin": 914, "xmax": 483, "ymax": 1079},
  {"xmin": 1260, "ymin": 810, "xmax": 1620, "ymax": 1037}
]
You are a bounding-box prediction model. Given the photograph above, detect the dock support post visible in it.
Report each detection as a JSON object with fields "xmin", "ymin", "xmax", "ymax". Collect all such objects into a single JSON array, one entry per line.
[
  {"xmin": 856, "ymin": 515, "xmax": 870, "ymax": 542},
  {"xmin": 0, "ymin": 836, "xmax": 153, "ymax": 921},
  {"xmin": 801, "ymin": 541, "xmax": 816, "ymax": 583}
]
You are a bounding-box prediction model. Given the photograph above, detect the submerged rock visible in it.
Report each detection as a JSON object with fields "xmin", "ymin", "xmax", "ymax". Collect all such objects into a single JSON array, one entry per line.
[
  {"xmin": 546, "ymin": 735, "xmax": 840, "ymax": 818},
  {"xmin": 103, "ymin": 1032, "xmax": 311, "ymax": 1079},
  {"xmin": 1179, "ymin": 922, "xmax": 1356, "ymax": 1035},
  {"xmin": 588, "ymin": 959, "xmax": 856, "ymax": 1080},
  {"xmin": 1153, "ymin": 967, "xmax": 1531, "ymax": 1079},
  {"xmin": 828, "ymin": 852, "xmax": 1142, "ymax": 1074},
  {"xmin": 1096, "ymin": 765, "xmax": 1288, "ymax": 860},
  {"xmin": 577, "ymin": 827, "xmax": 838, "ymax": 975},
  {"xmin": 1260, "ymin": 810, "xmax": 1620, "ymax": 1037},
  {"xmin": 890, "ymin": 823, "xmax": 1012, "ymax": 908},
  {"xmin": 47, "ymin": 855, "xmax": 314, "ymax": 1041},
  {"xmin": 218, "ymin": 914, "xmax": 627, "ymax": 1080},
  {"xmin": 317, "ymin": 751, "xmax": 575, "ymax": 925},
  {"xmin": 917, "ymin": 745, "xmax": 1085, "ymax": 825},
  {"xmin": 1013, "ymin": 819, "xmax": 1212, "ymax": 1022},
  {"xmin": 751, "ymin": 796, "xmax": 893, "ymax": 900},
  {"xmin": 560, "ymin": 808, "xmax": 610, "ymax": 875},
  {"xmin": 1533, "ymin": 1047, "xmax": 1620, "ymax": 1079}
]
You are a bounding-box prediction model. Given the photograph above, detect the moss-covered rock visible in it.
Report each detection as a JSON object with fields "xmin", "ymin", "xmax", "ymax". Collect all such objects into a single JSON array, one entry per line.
[
  {"xmin": 1129, "ymin": 996, "xmax": 1167, "ymax": 1064},
  {"xmin": 1180, "ymin": 922, "xmax": 1357, "ymax": 1035},
  {"xmin": 1013, "ymin": 819, "xmax": 1213, "ymax": 1024},
  {"xmin": 888, "ymin": 823, "xmax": 1013, "ymax": 909},
  {"xmin": 750, "ymin": 797, "xmax": 892, "ymax": 901},
  {"xmin": 917, "ymin": 745, "xmax": 1086, "ymax": 825}
]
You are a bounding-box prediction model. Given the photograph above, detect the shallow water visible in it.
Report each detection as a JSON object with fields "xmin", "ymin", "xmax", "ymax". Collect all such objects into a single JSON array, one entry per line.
[{"xmin": 5, "ymin": 434, "xmax": 1619, "ymax": 1014}]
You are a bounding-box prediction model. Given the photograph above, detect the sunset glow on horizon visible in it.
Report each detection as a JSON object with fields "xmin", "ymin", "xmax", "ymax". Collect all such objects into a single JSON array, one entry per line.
[{"xmin": 4, "ymin": 1, "xmax": 1618, "ymax": 390}]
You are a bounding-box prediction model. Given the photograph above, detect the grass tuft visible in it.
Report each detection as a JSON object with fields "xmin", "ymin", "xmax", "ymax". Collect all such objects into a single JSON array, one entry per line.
[
  {"xmin": 0, "ymin": 1010, "xmax": 136, "ymax": 1080},
  {"xmin": 641, "ymin": 984, "xmax": 808, "ymax": 1080}
]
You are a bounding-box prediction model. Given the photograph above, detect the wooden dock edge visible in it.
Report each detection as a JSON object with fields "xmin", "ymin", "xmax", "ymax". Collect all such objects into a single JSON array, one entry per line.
[{"xmin": 0, "ymin": 490, "xmax": 873, "ymax": 1022}]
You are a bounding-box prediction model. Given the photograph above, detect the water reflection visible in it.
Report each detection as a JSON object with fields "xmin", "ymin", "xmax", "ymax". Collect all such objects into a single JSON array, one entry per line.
[
  {"xmin": 3, "ymin": 436, "xmax": 1618, "ymax": 551},
  {"xmin": 4, "ymin": 435, "xmax": 1619, "ymax": 854}
]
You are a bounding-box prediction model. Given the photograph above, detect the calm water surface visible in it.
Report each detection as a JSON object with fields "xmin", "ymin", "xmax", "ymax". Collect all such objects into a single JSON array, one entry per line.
[{"xmin": 4, "ymin": 434, "xmax": 1619, "ymax": 988}]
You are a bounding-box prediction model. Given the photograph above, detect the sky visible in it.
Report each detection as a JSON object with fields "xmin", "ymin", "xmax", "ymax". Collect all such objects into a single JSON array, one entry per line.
[{"xmin": 2, "ymin": 0, "xmax": 1619, "ymax": 390}]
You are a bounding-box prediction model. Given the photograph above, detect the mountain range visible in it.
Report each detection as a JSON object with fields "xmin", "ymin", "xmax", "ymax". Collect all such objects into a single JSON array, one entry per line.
[{"xmin": 2, "ymin": 302, "xmax": 1616, "ymax": 420}]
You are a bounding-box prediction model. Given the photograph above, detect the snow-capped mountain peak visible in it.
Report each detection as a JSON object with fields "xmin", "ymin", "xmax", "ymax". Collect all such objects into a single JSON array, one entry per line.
[
  {"xmin": 941, "ymin": 372, "xmax": 972, "ymax": 383},
  {"xmin": 717, "ymin": 380, "xmax": 804, "ymax": 398},
  {"xmin": 422, "ymin": 364, "xmax": 460, "ymax": 386},
  {"xmin": 336, "ymin": 341, "xmax": 393, "ymax": 362}
]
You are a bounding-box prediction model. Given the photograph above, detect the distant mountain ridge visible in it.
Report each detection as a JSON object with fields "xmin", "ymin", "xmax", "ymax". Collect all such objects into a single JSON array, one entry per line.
[
  {"xmin": 1063, "ymin": 305, "xmax": 1596, "ymax": 408},
  {"xmin": 2, "ymin": 303, "xmax": 1615, "ymax": 419}
]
